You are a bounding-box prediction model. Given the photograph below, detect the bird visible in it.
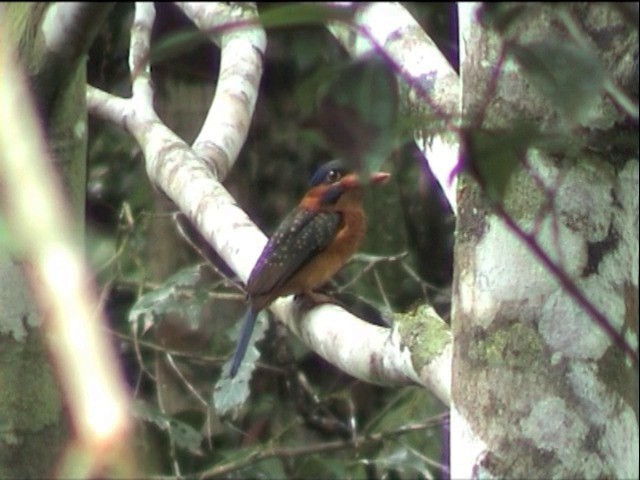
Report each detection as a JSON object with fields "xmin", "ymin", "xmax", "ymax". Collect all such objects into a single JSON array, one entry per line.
[{"xmin": 228, "ymin": 160, "xmax": 390, "ymax": 377}]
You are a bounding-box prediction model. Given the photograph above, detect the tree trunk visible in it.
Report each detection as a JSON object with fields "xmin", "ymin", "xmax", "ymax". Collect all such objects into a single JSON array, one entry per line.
[
  {"xmin": 451, "ymin": 4, "xmax": 638, "ymax": 478},
  {"xmin": 0, "ymin": 4, "xmax": 93, "ymax": 477},
  {"xmin": 451, "ymin": 3, "xmax": 638, "ymax": 478}
]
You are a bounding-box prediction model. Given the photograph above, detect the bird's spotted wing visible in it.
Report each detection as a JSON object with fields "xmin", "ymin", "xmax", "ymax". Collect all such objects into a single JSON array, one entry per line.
[{"xmin": 247, "ymin": 208, "xmax": 341, "ymax": 299}]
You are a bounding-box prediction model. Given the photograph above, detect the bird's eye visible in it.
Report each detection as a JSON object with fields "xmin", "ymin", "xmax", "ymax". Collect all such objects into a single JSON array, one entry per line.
[{"xmin": 325, "ymin": 169, "xmax": 341, "ymax": 184}]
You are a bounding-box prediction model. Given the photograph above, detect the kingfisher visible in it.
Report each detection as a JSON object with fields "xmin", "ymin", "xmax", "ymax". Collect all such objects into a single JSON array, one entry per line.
[{"xmin": 229, "ymin": 160, "xmax": 390, "ymax": 377}]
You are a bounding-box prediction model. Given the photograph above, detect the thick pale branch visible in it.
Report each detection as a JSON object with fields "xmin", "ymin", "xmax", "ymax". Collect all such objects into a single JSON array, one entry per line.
[
  {"xmin": 274, "ymin": 300, "xmax": 451, "ymax": 403},
  {"xmin": 129, "ymin": 1, "xmax": 155, "ymax": 111},
  {"xmin": 86, "ymin": 85, "xmax": 133, "ymax": 127},
  {"xmin": 176, "ymin": 2, "xmax": 267, "ymax": 179}
]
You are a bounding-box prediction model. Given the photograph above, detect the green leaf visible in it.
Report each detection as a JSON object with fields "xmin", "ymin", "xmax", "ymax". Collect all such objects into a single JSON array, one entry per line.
[
  {"xmin": 460, "ymin": 123, "xmax": 539, "ymax": 202},
  {"xmin": 313, "ymin": 55, "xmax": 399, "ymax": 172},
  {"xmin": 358, "ymin": 388, "xmax": 445, "ymax": 478},
  {"xmin": 363, "ymin": 387, "xmax": 441, "ymax": 435},
  {"xmin": 151, "ymin": 29, "xmax": 208, "ymax": 65},
  {"xmin": 169, "ymin": 419, "xmax": 204, "ymax": 455},
  {"xmin": 295, "ymin": 63, "xmax": 344, "ymax": 118},
  {"xmin": 479, "ymin": 3, "xmax": 531, "ymax": 34},
  {"xmin": 212, "ymin": 312, "xmax": 268, "ymax": 416},
  {"xmin": 128, "ymin": 263, "xmax": 215, "ymax": 339},
  {"xmin": 510, "ymin": 40, "xmax": 605, "ymax": 124},
  {"xmin": 297, "ymin": 456, "xmax": 346, "ymax": 479},
  {"xmin": 131, "ymin": 400, "xmax": 203, "ymax": 455},
  {"xmin": 290, "ymin": 30, "xmax": 330, "ymax": 73},
  {"xmin": 361, "ymin": 446, "xmax": 434, "ymax": 478}
]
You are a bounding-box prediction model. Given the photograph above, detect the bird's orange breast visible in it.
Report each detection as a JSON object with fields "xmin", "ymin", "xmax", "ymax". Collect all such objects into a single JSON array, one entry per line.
[{"xmin": 280, "ymin": 209, "xmax": 365, "ymax": 294}]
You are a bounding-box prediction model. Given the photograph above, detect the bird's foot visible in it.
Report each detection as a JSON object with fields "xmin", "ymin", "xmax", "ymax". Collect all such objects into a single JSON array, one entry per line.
[{"xmin": 294, "ymin": 290, "xmax": 335, "ymax": 311}]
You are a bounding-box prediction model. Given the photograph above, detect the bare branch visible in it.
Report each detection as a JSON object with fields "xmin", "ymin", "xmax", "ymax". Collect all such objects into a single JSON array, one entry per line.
[
  {"xmin": 87, "ymin": 85, "xmax": 133, "ymax": 126},
  {"xmin": 273, "ymin": 300, "xmax": 451, "ymax": 404},
  {"xmin": 129, "ymin": 1, "xmax": 156, "ymax": 113}
]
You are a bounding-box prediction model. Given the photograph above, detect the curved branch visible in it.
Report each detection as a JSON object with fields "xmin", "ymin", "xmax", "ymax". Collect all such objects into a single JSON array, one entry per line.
[{"xmin": 176, "ymin": 2, "xmax": 267, "ymax": 179}]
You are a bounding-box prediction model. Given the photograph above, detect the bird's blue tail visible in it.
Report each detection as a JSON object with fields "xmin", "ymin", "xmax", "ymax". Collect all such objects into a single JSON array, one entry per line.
[{"xmin": 229, "ymin": 308, "xmax": 258, "ymax": 377}]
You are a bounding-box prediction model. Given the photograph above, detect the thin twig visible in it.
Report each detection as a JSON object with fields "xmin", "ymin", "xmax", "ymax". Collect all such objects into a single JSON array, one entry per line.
[
  {"xmin": 195, "ymin": 413, "xmax": 448, "ymax": 479},
  {"xmin": 373, "ymin": 269, "xmax": 392, "ymax": 311},
  {"xmin": 156, "ymin": 365, "xmax": 182, "ymax": 480},
  {"xmin": 340, "ymin": 251, "xmax": 408, "ymax": 290},
  {"xmin": 163, "ymin": 353, "xmax": 213, "ymax": 447},
  {"xmin": 108, "ymin": 328, "xmax": 225, "ymax": 365}
]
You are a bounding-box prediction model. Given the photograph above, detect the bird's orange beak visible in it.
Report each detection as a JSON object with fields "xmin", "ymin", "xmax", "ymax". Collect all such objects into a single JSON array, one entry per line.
[
  {"xmin": 340, "ymin": 171, "xmax": 391, "ymax": 189},
  {"xmin": 368, "ymin": 171, "xmax": 391, "ymax": 185}
]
